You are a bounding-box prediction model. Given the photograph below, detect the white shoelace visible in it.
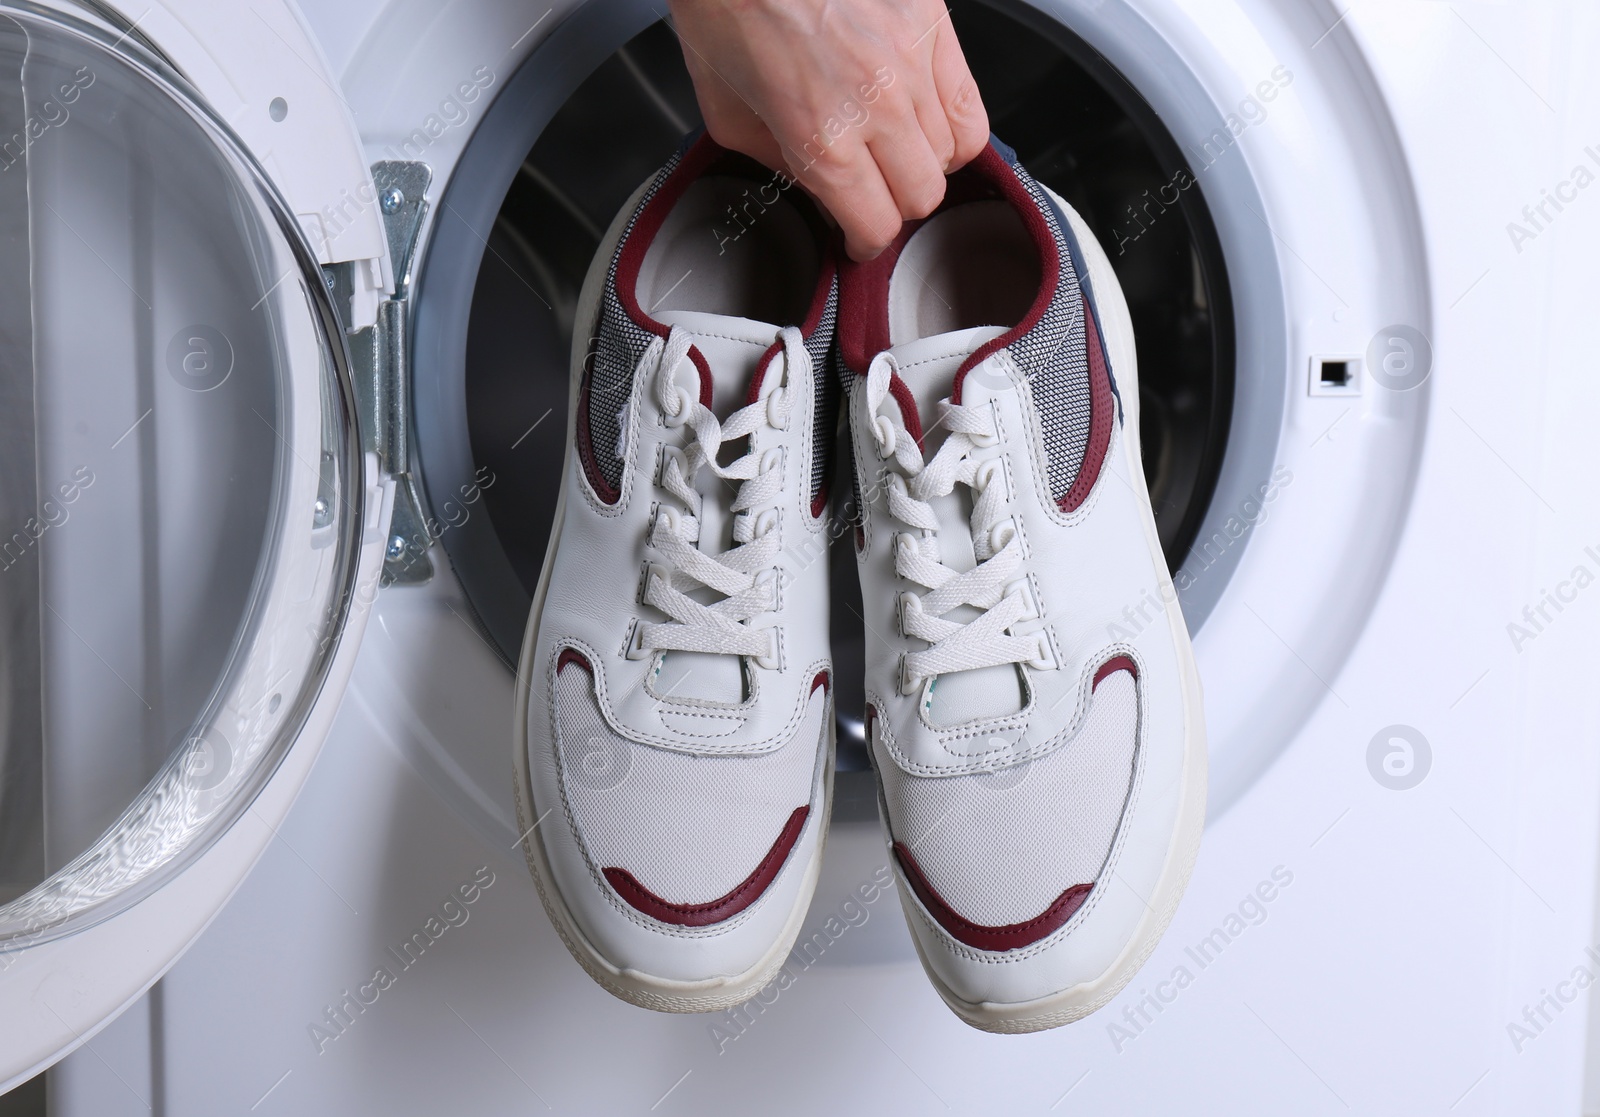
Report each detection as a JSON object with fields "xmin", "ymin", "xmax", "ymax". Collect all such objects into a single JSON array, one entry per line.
[
  {"xmin": 632, "ymin": 325, "xmax": 802, "ymax": 664},
  {"xmin": 864, "ymin": 352, "xmax": 1049, "ymax": 693}
]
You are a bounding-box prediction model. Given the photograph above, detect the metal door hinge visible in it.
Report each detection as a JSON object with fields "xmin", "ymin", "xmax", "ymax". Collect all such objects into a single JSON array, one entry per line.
[{"xmin": 341, "ymin": 161, "xmax": 435, "ymax": 586}]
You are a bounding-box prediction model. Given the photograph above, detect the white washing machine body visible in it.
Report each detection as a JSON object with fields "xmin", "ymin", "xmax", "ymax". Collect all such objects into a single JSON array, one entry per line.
[
  {"xmin": 0, "ymin": 0, "xmax": 410, "ymax": 1093},
  {"xmin": 39, "ymin": 1, "xmax": 1600, "ymax": 1114}
]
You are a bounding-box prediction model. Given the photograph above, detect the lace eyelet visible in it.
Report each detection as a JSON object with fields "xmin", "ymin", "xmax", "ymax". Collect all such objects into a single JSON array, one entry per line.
[
  {"xmin": 1004, "ymin": 578, "xmax": 1039, "ymax": 620},
  {"xmin": 659, "ymin": 445, "xmax": 688, "ymax": 485},
  {"xmin": 871, "ymin": 415, "xmax": 896, "ymax": 460},
  {"xmin": 760, "ymin": 447, "xmax": 784, "ymax": 476},
  {"xmin": 766, "ymin": 386, "xmax": 790, "ymax": 430},
  {"xmin": 641, "ymin": 561, "xmax": 672, "ymax": 605},
  {"xmin": 896, "ymin": 591, "xmax": 919, "ymax": 635},
  {"xmin": 1025, "ymin": 632, "xmax": 1058, "ymax": 672},
  {"xmin": 661, "ymin": 386, "xmax": 694, "ymax": 428},
  {"xmin": 970, "ymin": 405, "xmax": 1001, "ymax": 448},
  {"xmin": 624, "ymin": 621, "xmax": 651, "ymax": 661},
  {"xmin": 898, "ymin": 656, "xmax": 923, "ymax": 696},
  {"xmin": 753, "ymin": 508, "xmax": 780, "ymax": 538},
  {"xmin": 988, "ymin": 519, "xmax": 1017, "ymax": 552},
  {"xmin": 753, "ymin": 567, "xmax": 782, "ymax": 609},
  {"xmin": 752, "ymin": 628, "xmax": 782, "ymax": 671},
  {"xmin": 973, "ymin": 458, "xmax": 1001, "ymax": 493}
]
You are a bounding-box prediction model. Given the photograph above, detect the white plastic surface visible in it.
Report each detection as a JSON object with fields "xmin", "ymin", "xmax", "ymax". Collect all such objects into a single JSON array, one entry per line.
[
  {"xmin": 103, "ymin": 0, "xmax": 391, "ymax": 304},
  {"xmin": 0, "ymin": 0, "xmax": 393, "ymax": 1085},
  {"xmin": 0, "ymin": 467, "xmax": 395, "ymax": 1092}
]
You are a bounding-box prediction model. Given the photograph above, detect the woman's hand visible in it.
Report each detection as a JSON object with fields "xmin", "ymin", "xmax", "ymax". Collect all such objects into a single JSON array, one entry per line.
[{"xmin": 666, "ymin": 0, "xmax": 991, "ymax": 260}]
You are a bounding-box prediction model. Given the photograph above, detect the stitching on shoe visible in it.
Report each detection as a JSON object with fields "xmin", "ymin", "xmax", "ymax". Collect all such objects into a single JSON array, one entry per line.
[
  {"xmin": 868, "ymin": 644, "xmax": 1143, "ymax": 776},
  {"xmin": 1006, "ymin": 350, "xmax": 1107, "ymax": 530},
  {"xmin": 895, "ymin": 667, "xmax": 1146, "ymax": 965},
  {"xmin": 568, "ymin": 635, "xmax": 829, "ymax": 755},
  {"xmin": 545, "ymin": 643, "xmax": 824, "ymax": 939},
  {"xmin": 575, "ymin": 358, "xmax": 647, "ymax": 519}
]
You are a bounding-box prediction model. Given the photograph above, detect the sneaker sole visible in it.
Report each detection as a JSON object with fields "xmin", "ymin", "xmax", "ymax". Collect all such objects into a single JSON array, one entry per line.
[
  {"xmin": 511, "ymin": 176, "xmax": 834, "ymax": 1014},
  {"xmin": 896, "ymin": 187, "xmax": 1209, "ymax": 1034}
]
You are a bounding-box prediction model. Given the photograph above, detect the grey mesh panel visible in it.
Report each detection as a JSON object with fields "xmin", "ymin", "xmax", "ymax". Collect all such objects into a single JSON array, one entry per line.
[
  {"xmin": 585, "ymin": 149, "xmax": 685, "ymax": 496},
  {"xmin": 806, "ymin": 282, "xmax": 840, "ymax": 509},
  {"xmin": 1006, "ymin": 163, "xmax": 1092, "ymax": 504},
  {"xmin": 588, "ymin": 150, "xmax": 837, "ymax": 503},
  {"xmin": 832, "ymin": 335, "xmax": 864, "ymax": 534}
]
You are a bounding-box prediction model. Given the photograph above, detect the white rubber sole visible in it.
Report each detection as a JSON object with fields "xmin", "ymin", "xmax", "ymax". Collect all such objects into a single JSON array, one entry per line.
[
  {"xmin": 510, "ymin": 174, "xmax": 834, "ymax": 1014},
  {"xmin": 898, "ymin": 187, "xmax": 1209, "ymax": 1035}
]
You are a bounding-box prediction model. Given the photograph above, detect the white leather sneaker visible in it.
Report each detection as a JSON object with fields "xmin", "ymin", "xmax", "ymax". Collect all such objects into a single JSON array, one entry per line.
[
  {"xmin": 514, "ymin": 136, "xmax": 839, "ymax": 1012},
  {"xmin": 838, "ymin": 139, "xmax": 1207, "ymax": 1033}
]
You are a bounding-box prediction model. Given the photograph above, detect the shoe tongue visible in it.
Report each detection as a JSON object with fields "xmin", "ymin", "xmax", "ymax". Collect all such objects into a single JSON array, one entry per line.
[
  {"xmin": 884, "ymin": 326, "xmax": 1007, "ymax": 444},
  {"xmin": 884, "ymin": 325, "xmax": 1025, "ymax": 728},
  {"xmin": 655, "ymin": 309, "xmax": 780, "ymax": 418},
  {"xmin": 650, "ymin": 310, "xmax": 780, "ymax": 706}
]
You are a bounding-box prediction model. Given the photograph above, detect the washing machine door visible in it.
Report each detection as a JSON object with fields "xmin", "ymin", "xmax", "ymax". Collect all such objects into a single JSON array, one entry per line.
[{"xmin": 0, "ymin": 1, "xmax": 380, "ymax": 1084}]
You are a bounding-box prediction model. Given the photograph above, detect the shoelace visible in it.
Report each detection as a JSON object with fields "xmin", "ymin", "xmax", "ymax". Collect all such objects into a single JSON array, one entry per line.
[
  {"xmin": 632, "ymin": 325, "xmax": 802, "ymax": 665},
  {"xmin": 863, "ymin": 351, "xmax": 1050, "ymax": 693}
]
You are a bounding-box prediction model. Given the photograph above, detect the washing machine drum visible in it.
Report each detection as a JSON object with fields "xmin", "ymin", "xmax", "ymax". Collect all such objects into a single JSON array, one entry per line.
[
  {"xmin": 416, "ymin": 6, "xmax": 1235, "ymax": 761},
  {"xmin": 0, "ymin": 2, "xmax": 366, "ymax": 1082}
]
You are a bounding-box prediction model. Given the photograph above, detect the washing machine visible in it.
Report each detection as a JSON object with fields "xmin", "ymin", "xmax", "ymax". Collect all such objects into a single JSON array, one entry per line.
[{"xmin": 3, "ymin": 0, "xmax": 1599, "ymax": 1113}]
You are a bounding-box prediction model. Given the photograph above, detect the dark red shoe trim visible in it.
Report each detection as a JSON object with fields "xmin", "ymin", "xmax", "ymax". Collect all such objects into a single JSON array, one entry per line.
[
  {"xmin": 1092, "ymin": 654, "xmax": 1137, "ymax": 689},
  {"xmin": 833, "ymin": 258, "xmax": 927, "ymax": 443},
  {"xmin": 893, "ymin": 843, "xmax": 1093, "ymax": 952},
  {"xmin": 603, "ymin": 806, "xmax": 810, "ymax": 927},
  {"xmin": 799, "ymin": 245, "xmax": 840, "ymax": 335},
  {"xmin": 586, "ymin": 135, "xmax": 837, "ymax": 507},
  {"xmin": 746, "ymin": 250, "xmax": 841, "ymax": 406},
  {"xmin": 837, "ymin": 224, "xmax": 919, "ymax": 376},
  {"xmin": 686, "ymin": 343, "xmax": 716, "ymax": 409},
  {"xmin": 744, "ymin": 247, "xmax": 843, "ymax": 521},
  {"xmin": 749, "ymin": 338, "xmax": 785, "ymax": 407},
  {"xmin": 811, "ymin": 483, "xmax": 831, "ymax": 521},
  {"xmin": 811, "ymin": 671, "xmax": 830, "ymax": 696},
  {"xmin": 886, "ymin": 371, "xmax": 926, "ymax": 451},
  {"xmin": 838, "ymin": 145, "xmax": 1049, "ymax": 383},
  {"xmin": 832, "ymin": 142, "xmax": 1059, "ymax": 444},
  {"xmin": 613, "ymin": 135, "xmax": 719, "ymax": 337},
  {"xmin": 950, "ymin": 145, "xmax": 1061, "ymax": 405},
  {"xmin": 556, "ymin": 648, "xmax": 593, "ymax": 676},
  {"xmin": 1059, "ymin": 293, "xmax": 1115, "ymax": 513},
  {"xmin": 578, "ymin": 138, "xmax": 719, "ymax": 504}
]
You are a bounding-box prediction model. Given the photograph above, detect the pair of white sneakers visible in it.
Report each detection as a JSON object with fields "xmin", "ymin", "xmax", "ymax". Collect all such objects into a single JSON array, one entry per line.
[{"xmin": 513, "ymin": 135, "xmax": 1206, "ymax": 1033}]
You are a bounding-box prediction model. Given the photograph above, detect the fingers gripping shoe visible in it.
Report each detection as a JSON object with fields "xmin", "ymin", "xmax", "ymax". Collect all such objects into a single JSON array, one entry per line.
[
  {"xmin": 839, "ymin": 139, "xmax": 1207, "ymax": 1033},
  {"xmin": 514, "ymin": 136, "xmax": 840, "ymax": 1012}
]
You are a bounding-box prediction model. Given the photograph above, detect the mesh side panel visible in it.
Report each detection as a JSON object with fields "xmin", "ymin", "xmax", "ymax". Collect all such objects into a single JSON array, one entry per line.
[
  {"xmin": 555, "ymin": 669, "xmax": 825, "ymax": 901},
  {"xmin": 805, "ymin": 281, "xmax": 840, "ymax": 511},
  {"xmin": 878, "ymin": 670, "xmax": 1139, "ymax": 926},
  {"xmin": 1008, "ymin": 164, "xmax": 1093, "ymax": 503},
  {"xmin": 585, "ymin": 150, "xmax": 685, "ymax": 495},
  {"xmin": 836, "ymin": 339, "xmax": 864, "ymax": 537}
]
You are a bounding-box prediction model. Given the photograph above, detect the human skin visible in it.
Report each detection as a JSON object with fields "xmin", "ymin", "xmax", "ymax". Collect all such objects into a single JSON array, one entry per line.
[{"xmin": 664, "ymin": 0, "xmax": 991, "ymax": 260}]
